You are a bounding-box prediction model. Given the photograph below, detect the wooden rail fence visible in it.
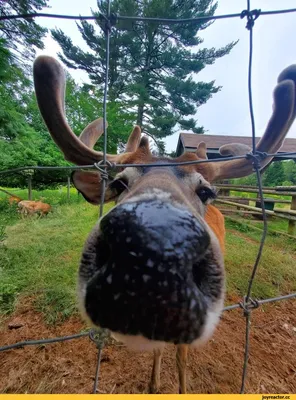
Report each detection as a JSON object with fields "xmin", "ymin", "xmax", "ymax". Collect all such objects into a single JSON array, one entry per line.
[{"xmin": 215, "ymin": 184, "xmax": 296, "ymax": 235}]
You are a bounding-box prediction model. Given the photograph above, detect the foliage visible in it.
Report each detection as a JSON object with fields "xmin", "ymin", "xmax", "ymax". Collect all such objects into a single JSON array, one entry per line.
[
  {"xmin": 232, "ymin": 160, "xmax": 296, "ymax": 187},
  {"xmin": 63, "ymin": 74, "xmax": 136, "ymax": 153},
  {"xmin": 52, "ymin": 0, "xmax": 237, "ymax": 147},
  {"xmin": 0, "ymin": 2, "xmax": 136, "ymax": 188},
  {"xmin": 0, "ymin": 57, "xmax": 68, "ymax": 187},
  {"xmin": 0, "ymin": 0, "xmax": 49, "ymax": 64},
  {"xmin": 262, "ymin": 161, "xmax": 285, "ymax": 187},
  {"xmin": 0, "ymin": 50, "xmax": 135, "ymax": 187},
  {"xmin": 283, "ymin": 160, "xmax": 296, "ymax": 184}
]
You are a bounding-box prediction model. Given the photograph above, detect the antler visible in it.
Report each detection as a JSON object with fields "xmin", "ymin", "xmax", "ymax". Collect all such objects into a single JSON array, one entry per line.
[
  {"xmin": 33, "ymin": 56, "xmax": 141, "ymax": 165},
  {"xmin": 207, "ymin": 65, "xmax": 296, "ymax": 182}
]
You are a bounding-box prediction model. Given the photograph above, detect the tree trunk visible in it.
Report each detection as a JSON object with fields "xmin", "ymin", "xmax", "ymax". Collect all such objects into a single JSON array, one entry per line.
[{"xmin": 137, "ymin": 104, "xmax": 144, "ymax": 127}]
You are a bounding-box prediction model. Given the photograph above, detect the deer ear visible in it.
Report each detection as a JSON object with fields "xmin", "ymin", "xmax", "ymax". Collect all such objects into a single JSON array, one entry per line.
[
  {"xmin": 196, "ymin": 142, "xmax": 207, "ymax": 159},
  {"xmin": 72, "ymin": 171, "xmax": 104, "ymax": 205}
]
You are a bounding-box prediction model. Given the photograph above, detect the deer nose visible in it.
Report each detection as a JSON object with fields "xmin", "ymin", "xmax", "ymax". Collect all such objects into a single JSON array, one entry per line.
[
  {"xmin": 100, "ymin": 200, "xmax": 210, "ymax": 262},
  {"xmin": 84, "ymin": 200, "xmax": 211, "ymax": 343}
]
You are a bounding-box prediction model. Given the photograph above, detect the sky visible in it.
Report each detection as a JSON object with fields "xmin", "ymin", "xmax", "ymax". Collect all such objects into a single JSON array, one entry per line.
[{"xmin": 36, "ymin": 0, "xmax": 296, "ymax": 152}]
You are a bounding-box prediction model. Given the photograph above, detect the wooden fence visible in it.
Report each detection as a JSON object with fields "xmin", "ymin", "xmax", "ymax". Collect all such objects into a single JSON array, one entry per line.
[{"xmin": 215, "ymin": 184, "xmax": 296, "ymax": 235}]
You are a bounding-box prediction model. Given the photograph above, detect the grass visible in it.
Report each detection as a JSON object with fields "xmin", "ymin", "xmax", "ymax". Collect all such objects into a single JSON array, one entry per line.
[
  {"xmin": 0, "ymin": 187, "xmax": 114, "ymax": 323},
  {"xmin": 0, "ymin": 201, "xmax": 114, "ymax": 323},
  {"xmin": 0, "ymin": 185, "xmax": 85, "ymax": 206},
  {"xmin": 224, "ymin": 218, "xmax": 296, "ymax": 299},
  {"xmin": 0, "ymin": 188, "xmax": 295, "ymax": 324},
  {"xmin": 229, "ymin": 190, "xmax": 292, "ymax": 210}
]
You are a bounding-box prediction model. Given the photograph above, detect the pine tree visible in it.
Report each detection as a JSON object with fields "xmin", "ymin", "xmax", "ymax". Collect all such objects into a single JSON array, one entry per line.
[
  {"xmin": 0, "ymin": 0, "xmax": 49, "ymax": 63},
  {"xmin": 52, "ymin": 0, "xmax": 236, "ymax": 147}
]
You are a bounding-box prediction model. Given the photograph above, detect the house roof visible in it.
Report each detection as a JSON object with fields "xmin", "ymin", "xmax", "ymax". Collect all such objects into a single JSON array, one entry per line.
[{"xmin": 176, "ymin": 133, "xmax": 296, "ymax": 160}]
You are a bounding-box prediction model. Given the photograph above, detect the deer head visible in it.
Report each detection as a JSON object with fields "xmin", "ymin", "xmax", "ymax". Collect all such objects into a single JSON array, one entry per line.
[{"xmin": 33, "ymin": 56, "xmax": 296, "ymax": 382}]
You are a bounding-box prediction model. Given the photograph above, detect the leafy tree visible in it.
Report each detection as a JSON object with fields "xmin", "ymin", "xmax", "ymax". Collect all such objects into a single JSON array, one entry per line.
[
  {"xmin": 262, "ymin": 161, "xmax": 285, "ymax": 187},
  {"xmin": 51, "ymin": 0, "xmax": 236, "ymax": 148},
  {"xmin": 283, "ymin": 160, "xmax": 296, "ymax": 184},
  {"xmin": 232, "ymin": 160, "xmax": 296, "ymax": 188},
  {"xmin": 0, "ymin": 49, "xmax": 135, "ymax": 188},
  {"xmin": 0, "ymin": 43, "xmax": 67, "ymax": 187},
  {"xmin": 62, "ymin": 75, "xmax": 136, "ymax": 153},
  {"xmin": 232, "ymin": 172, "xmax": 258, "ymax": 187},
  {"xmin": 0, "ymin": 0, "xmax": 49, "ymax": 63}
]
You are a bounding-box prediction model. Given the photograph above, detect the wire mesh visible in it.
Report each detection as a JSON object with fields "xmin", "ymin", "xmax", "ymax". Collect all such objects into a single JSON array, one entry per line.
[{"xmin": 0, "ymin": 0, "xmax": 296, "ymax": 395}]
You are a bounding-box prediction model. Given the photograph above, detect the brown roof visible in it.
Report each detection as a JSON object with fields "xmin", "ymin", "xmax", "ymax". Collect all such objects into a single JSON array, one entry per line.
[{"xmin": 179, "ymin": 133, "xmax": 296, "ymax": 153}]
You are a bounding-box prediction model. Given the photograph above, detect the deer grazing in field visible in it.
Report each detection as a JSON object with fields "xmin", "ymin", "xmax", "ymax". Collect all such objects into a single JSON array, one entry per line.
[
  {"xmin": 33, "ymin": 55, "xmax": 296, "ymax": 393},
  {"xmin": 17, "ymin": 200, "xmax": 51, "ymax": 217},
  {"xmin": 0, "ymin": 187, "xmax": 51, "ymax": 216}
]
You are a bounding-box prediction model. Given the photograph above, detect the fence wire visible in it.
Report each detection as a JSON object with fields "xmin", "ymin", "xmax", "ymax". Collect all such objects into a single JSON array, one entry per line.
[
  {"xmin": 1, "ymin": 151, "xmax": 296, "ymax": 176},
  {"xmin": 1, "ymin": 6, "xmax": 296, "ymax": 23},
  {"xmin": 0, "ymin": 0, "xmax": 296, "ymax": 395}
]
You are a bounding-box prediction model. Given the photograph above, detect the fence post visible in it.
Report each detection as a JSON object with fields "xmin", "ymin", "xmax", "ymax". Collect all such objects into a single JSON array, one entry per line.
[
  {"xmin": 67, "ymin": 176, "xmax": 71, "ymax": 202},
  {"xmin": 28, "ymin": 176, "xmax": 32, "ymax": 200},
  {"xmin": 24, "ymin": 169, "xmax": 34, "ymax": 201},
  {"xmin": 288, "ymin": 195, "xmax": 296, "ymax": 235},
  {"xmin": 219, "ymin": 180, "xmax": 230, "ymax": 197}
]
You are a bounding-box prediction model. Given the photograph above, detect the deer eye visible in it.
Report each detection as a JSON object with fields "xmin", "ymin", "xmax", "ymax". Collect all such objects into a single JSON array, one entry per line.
[
  {"xmin": 109, "ymin": 178, "xmax": 129, "ymax": 195},
  {"xmin": 196, "ymin": 186, "xmax": 217, "ymax": 203}
]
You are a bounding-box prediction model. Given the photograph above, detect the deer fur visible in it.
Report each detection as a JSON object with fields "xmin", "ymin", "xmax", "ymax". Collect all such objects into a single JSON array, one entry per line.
[
  {"xmin": 17, "ymin": 200, "xmax": 51, "ymax": 217},
  {"xmin": 0, "ymin": 188, "xmax": 51, "ymax": 217}
]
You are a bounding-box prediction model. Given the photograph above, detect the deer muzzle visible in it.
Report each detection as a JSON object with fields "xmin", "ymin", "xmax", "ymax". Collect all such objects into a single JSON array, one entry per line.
[{"xmin": 79, "ymin": 199, "xmax": 224, "ymax": 346}]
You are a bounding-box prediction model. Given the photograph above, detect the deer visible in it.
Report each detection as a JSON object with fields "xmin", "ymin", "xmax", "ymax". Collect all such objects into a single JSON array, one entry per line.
[
  {"xmin": 0, "ymin": 187, "xmax": 50, "ymax": 216},
  {"xmin": 17, "ymin": 200, "xmax": 51, "ymax": 217},
  {"xmin": 0, "ymin": 188, "xmax": 22, "ymax": 205},
  {"xmin": 33, "ymin": 55, "xmax": 296, "ymax": 394}
]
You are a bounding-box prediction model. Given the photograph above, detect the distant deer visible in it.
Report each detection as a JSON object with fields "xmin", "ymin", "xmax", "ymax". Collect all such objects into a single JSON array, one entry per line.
[
  {"xmin": 17, "ymin": 200, "xmax": 51, "ymax": 217},
  {"xmin": 0, "ymin": 188, "xmax": 22, "ymax": 205},
  {"xmin": 34, "ymin": 56, "xmax": 296, "ymax": 393},
  {"xmin": 0, "ymin": 187, "xmax": 51, "ymax": 217}
]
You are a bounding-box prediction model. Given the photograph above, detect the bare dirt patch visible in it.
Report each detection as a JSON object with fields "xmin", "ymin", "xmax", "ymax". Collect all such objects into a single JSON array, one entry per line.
[{"xmin": 0, "ymin": 297, "xmax": 295, "ymax": 394}]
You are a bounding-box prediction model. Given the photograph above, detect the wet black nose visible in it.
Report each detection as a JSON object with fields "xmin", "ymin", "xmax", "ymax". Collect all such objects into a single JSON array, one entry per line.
[
  {"xmin": 84, "ymin": 200, "xmax": 211, "ymax": 343},
  {"xmin": 100, "ymin": 200, "xmax": 210, "ymax": 262}
]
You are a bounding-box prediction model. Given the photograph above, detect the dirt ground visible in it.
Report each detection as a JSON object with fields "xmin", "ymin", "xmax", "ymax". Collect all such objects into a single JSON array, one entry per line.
[{"xmin": 0, "ymin": 296, "xmax": 295, "ymax": 394}]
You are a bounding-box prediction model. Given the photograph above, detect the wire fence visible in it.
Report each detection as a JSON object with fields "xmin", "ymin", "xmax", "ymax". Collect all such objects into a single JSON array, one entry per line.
[{"xmin": 1, "ymin": 0, "xmax": 296, "ymax": 395}]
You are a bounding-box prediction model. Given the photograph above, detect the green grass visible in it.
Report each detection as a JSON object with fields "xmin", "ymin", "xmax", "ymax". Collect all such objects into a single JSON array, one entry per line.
[
  {"xmin": 224, "ymin": 218, "xmax": 296, "ymax": 299},
  {"xmin": 0, "ymin": 194, "xmax": 114, "ymax": 323},
  {"xmin": 0, "ymin": 189, "xmax": 295, "ymax": 324},
  {"xmin": 229, "ymin": 190, "xmax": 292, "ymax": 210},
  {"xmin": 224, "ymin": 211, "xmax": 296, "ymax": 237},
  {"xmin": 0, "ymin": 185, "xmax": 85, "ymax": 206}
]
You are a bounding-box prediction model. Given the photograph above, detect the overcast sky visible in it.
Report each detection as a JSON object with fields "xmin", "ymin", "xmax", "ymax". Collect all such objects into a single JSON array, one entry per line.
[{"xmin": 36, "ymin": 0, "xmax": 296, "ymax": 152}]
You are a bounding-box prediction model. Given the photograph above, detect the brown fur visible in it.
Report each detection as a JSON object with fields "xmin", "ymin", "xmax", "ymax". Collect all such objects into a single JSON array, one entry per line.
[
  {"xmin": 205, "ymin": 205, "xmax": 225, "ymax": 254},
  {"xmin": 8, "ymin": 196, "xmax": 22, "ymax": 205},
  {"xmin": 18, "ymin": 200, "xmax": 51, "ymax": 217}
]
